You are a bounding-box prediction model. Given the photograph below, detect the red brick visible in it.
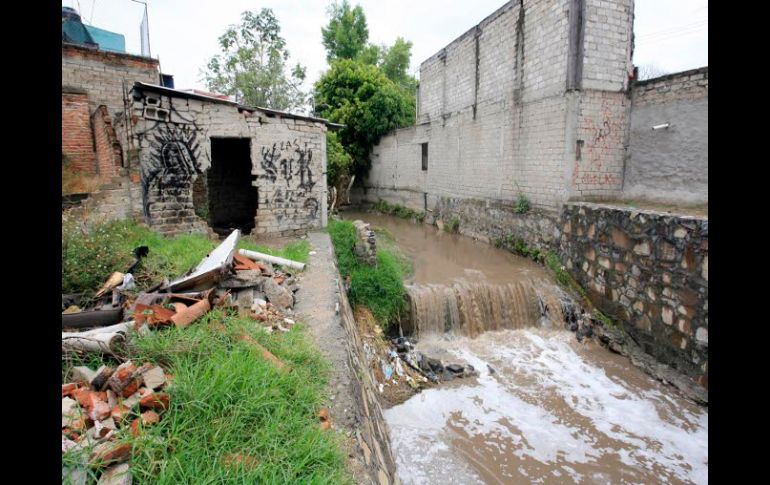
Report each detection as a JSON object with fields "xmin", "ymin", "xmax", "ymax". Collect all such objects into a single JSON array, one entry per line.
[{"xmin": 139, "ymin": 393, "xmax": 170, "ymax": 411}]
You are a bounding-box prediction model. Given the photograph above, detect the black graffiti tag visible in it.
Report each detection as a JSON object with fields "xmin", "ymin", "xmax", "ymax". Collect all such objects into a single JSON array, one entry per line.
[
  {"xmin": 260, "ymin": 144, "xmax": 279, "ymax": 182},
  {"xmin": 295, "ymin": 146, "xmax": 315, "ymax": 191}
]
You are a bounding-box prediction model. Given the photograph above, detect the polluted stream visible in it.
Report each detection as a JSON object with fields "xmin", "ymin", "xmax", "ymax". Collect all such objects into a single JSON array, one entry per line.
[{"xmin": 341, "ymin": 211, "xmax": 708, "ymax": 485}]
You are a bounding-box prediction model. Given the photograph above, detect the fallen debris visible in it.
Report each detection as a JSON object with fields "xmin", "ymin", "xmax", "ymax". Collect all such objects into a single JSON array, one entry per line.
[
  {"xmin": 95, "ymin": 272, "xmax": 126, "ymax": 298},
  {"xmin": 318, "ymin": 407, "xmax": 332, "ymax": 430},
  {"xmin": 166, "ymin": 230, "xmax": 241, "ymax": 292},
  {"xmin": 236, "ymin": 332, "xmax": 290, "ymax": 373},
  {"xmin": 170, "ymin": 297, "xmax": 211, "ymax": 328}
]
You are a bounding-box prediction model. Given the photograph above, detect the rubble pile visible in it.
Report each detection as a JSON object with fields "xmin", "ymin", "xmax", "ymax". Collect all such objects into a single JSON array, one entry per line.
[
  {"xmin": 62, "ymin": 230, "xmax": 306, "ymax": 482},
  {"xmin": 62, "ymin": 360, "xmax": 171, "ymax": 484}
]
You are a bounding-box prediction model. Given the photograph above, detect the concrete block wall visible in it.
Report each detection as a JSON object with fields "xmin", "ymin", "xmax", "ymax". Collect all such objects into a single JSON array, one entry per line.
[
  {"xmin": 127, "ymin": 88, "xmax": 328, "ymax": 236},
  {"xmin": 582, "ymin": 0, "xmax": 634, "ymax": 92},
  {"xmin": 363, "ymin": 0, "xmax": 635, "ymax": 216},
  {"xmin": 62, "ymin": 43, "xmax": 160, "ymax": 115},
  {"xmin": 62, "ymin": 89, "xmax": 96, "ymax": 174},
  {"xmin": 624, "ymin": 67, "xmax": 708, "ymax": 205}
]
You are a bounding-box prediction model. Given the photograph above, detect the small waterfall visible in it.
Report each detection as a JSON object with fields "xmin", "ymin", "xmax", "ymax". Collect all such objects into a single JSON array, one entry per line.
[{"xmin": 406, "ymin": 280, "xmax": 571, "ymax": 338}]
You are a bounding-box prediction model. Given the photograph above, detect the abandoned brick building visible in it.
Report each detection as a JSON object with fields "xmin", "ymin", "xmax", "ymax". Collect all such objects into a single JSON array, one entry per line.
[{"xmin": 62, "ymin": 10, "xmax": 331, "ymax": 236}]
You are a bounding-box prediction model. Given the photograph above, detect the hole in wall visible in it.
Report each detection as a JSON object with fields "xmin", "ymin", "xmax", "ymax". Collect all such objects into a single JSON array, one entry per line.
[{"xmin": 207, "ymin": 137, "xmax": 258, "ymax": 236}]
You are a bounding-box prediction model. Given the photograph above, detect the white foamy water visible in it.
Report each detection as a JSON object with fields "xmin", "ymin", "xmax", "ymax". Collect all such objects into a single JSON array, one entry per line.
[{"xmin": 384, "ymin": 329, "xmax": 708, "ymax": 485}]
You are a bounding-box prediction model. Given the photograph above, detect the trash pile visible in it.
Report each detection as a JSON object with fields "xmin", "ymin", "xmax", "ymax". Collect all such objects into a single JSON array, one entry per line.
[
  {"xmin": 381, "ymin": 337, "xmax": 479, "ymax": 389},
  {"xmin": 62, "ymin": 361, "xmax": 171, "ymax": 483},
  {"xmin": 61, "ymin": 230, "xmax": 305, "ymax": 354},
  {"xmin": 62, "ymin": 230, "xmax": 306, "ymax": 483}
]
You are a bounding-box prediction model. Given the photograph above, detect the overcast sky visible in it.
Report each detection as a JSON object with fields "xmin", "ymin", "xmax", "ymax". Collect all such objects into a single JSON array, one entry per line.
[{"xmin": 63, "ymin": 0, "xmax": 708, "ymax": 92}]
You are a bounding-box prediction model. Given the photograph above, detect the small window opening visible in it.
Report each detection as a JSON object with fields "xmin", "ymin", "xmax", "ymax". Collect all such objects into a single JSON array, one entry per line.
[{"xmin": 421, "ymin": 143, "xmax": 428, "ymax": 171}]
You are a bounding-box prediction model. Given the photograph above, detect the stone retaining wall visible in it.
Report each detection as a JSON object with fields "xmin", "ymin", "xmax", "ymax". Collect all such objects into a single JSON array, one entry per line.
[{"xmin": 558, "ymin": 202, "xmax": 708, "ymax": 386}]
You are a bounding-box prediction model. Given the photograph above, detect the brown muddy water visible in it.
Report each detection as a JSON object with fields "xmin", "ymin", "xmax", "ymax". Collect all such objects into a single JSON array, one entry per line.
[{"xmin": 340, "ymin": 211, "xmax": 708, "ymax": 485}]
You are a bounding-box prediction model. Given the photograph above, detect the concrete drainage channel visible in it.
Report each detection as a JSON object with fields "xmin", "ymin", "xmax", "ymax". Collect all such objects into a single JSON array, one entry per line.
[{"xmin": 337, "ymin": 211, "xmax": 708, "ymax": 485}]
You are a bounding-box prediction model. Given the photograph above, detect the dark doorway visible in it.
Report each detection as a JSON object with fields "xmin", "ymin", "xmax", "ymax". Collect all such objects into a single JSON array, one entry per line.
[{"xmin": 207, "ymin": 138, "xmax": 258, "ymax": 235}]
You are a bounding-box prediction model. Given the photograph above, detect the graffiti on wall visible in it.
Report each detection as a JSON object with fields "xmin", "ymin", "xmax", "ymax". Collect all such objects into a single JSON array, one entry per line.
[
  {"xmin": 141, "ymin": 123, "xmax": 203, "ymax": 218},
  {"xmin": 572, "ymin": 98, "xmax": 625, "ymax": 188},
  {"xmin": 259, "ymin": 139, "xmax": 319, "ymax": 223}
]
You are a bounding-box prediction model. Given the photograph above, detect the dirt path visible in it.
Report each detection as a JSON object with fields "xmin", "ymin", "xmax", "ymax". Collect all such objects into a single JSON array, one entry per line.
[{"xmin": 293, "ymin": 232, "xmax": 371, "ymax": 483}]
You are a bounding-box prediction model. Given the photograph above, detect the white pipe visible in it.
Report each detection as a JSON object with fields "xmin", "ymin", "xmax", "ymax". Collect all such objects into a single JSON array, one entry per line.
[
  {"xmin": 238, "ymin": 249, "xmax": 306, "ymax": 271},
  {"xmin": 61, "ymin": 321, "xmax": 135, "ymax": 339},
  {"xmin": 62, "ymin": 332, "xmax": 124, "ymax": 353}
]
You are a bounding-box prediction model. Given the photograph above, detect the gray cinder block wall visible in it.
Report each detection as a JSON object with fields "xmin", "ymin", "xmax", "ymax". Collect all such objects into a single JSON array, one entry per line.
[
  {"xmin": 624, "ymin": 67, "xmax": 708, "ymax": 205},
  {"xmin": 359, "ymin": 0, "xmax": 635, "ymax": 212}
]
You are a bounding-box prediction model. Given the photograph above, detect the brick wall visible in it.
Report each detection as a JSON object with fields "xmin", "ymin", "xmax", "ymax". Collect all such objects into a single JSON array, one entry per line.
[
  {"xmin": 62, "ymin": 89, "xmax": 95, "ymax": 173},
  {"xmin": 92, "ymin": 105, "xmax": 123, "ymax": 181},
  {"xmin": 363, "ymin": 0, "xmax": 634, "ymax": 214},
  {"xmin": 62, "ymin": 43, "xmax": 160, "ymax": 115},
  {"xmin": 624, "ymin": 67, "xmax": 708, "ymax": 205}
]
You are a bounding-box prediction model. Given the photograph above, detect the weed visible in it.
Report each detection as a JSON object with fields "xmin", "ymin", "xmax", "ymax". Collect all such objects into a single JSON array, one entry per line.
[
  {"xmin": 515, "ymin": 194, "xmax": 531, "ymax": 214},
  {"xmin": 448, "ymin": 216, "xmax": 460, "ymax": 233},
  {"xmin": 372, "ymin": 199, "xmax": 426, "ymax": 222}
]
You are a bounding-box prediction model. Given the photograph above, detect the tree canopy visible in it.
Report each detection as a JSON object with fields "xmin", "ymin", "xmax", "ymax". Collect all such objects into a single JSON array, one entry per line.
[
  {"xmin": 203, "ymin": 9, "xmax": 307, "ymax": 112},
  {"xmin": 315, "ymin": 59, "xmax": 415, "ymax": 178},
  {"xmin": 321, "ymin": 0, "xmax": 369, "ymax": 63}
]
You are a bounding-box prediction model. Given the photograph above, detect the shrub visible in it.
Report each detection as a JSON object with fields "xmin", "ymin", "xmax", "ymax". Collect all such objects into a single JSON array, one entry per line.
[{"xmin": 448, "ymin": 216, "xmax": 460, "ymax": 233}]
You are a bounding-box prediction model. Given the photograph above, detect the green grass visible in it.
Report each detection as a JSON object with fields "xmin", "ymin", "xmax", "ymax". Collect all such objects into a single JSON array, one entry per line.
[
  {"xmin": 63, "ymin": 311, "xmax": 351, "ymax": 484},
  {"xmin": 62, "ymin": 218, "xmax": 216, "ymax": 294},
  {"xmin": 328, "ymin": 219, "xmax": 407, "ymax": 330},
  {"xmin": 372, "ymin": 200, "xmax": 425, "ymax": 222},
  {"xmin": 62, "ymin": 219, "xmax": 312, "ymax": 295}
]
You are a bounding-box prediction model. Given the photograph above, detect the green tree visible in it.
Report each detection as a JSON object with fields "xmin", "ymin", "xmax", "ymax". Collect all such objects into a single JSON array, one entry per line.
[
  {"xmin": 321, "ymin": 0, "xmax": 369, "ymax": 63},
  {"xmin": 315, "ymin": 59, "xmax": 415, "ymax": 178},
  {"xmin": 203, "ymin": 9, "xmax": 307, "ymax": 111},
  {"xmin": 326, "ymin": 131, "xmax": 353, "ymax": 189},
  {"xmin": 379, "ymin": 38, "xmax": 418, "ymax": 93}
]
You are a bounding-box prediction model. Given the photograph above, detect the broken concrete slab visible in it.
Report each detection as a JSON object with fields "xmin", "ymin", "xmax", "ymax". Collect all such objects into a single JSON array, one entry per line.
[
  {"xmin": 71, "ymin": 366, "xmax": 97, "ymax": 385},
  {"xmin": 263, "ymin": 277, "xmax": 294, "ymax": 310},
  {"xmin": 62, "ymin": 465, "xmax": 88, "ymax": 485},
  {"xmin": 62, "ymin": 397, "xmax": 79, "ymax": 427},
  {"xmin": 141, "ymin": 366, "xmax": 166, "ymax": 391}
]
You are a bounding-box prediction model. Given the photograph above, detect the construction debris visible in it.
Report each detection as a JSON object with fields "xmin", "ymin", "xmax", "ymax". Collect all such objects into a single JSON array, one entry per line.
[
  {"xmin": 62, "ymin": 360, "xmax": 172, "ymax": 481},
  {"xmin": 61, "ymin": 229, "xmax": 309, "ymax": 480}
]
